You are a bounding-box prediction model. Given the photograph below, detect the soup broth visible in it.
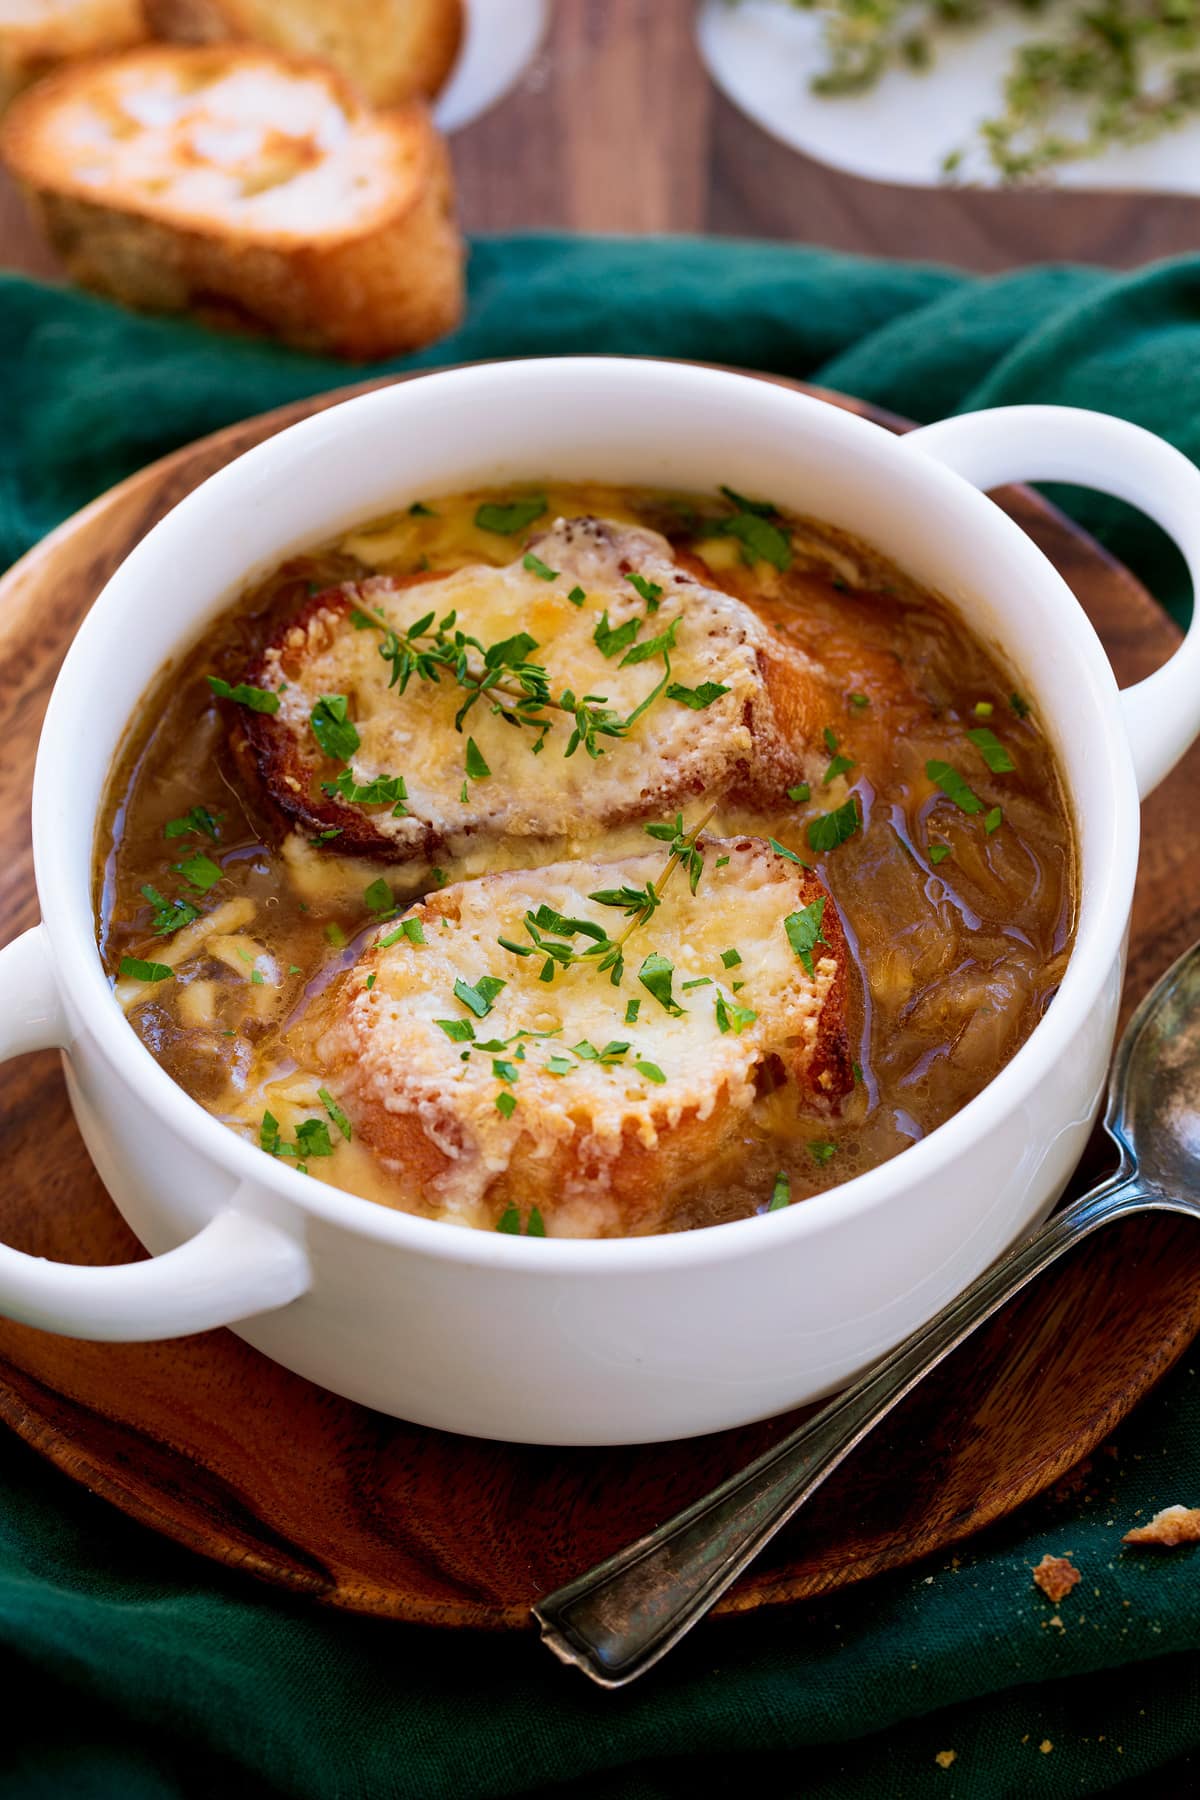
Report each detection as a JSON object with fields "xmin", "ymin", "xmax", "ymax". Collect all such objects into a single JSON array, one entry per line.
[{"xmin": 96, "ymin": 483, "xmax": 1076, "ymax": 1234}]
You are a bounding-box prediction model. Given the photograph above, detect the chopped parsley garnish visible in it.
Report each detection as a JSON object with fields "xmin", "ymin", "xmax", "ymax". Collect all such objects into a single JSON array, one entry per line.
[
  {"xmin": 496, "ymin": 1200, "xmax": 542, "ymax": 1232},
  {"xmin": 251, "ymin": 970, "xmax": 265, "ymax": 987},
  {"xmin": 849, "ymin": 692, "xmax": 870, "ymax": 710},
  {"xmin": 464, "ymin": 737, "xmax": 491, "ymax": 780},
  {"xmin": 926, "ymin": 760, "xmax": 984, "ymax": 815},
  {"xmin": 593, "ymin": 611, "xmax": 642, "ymax": 659},
  {"xmin": 620, "ymin": 617, "xmax": 680, "ymax": 667},
  {"xmin": 175, "ymin": 852, "xmax": 222, "ymax": 893},
  {"xmin": 853, "ymin": 1061, "xmax": 864, "ymax": 1084},
  {"xmin": 768, "ymin": 1170, "xmax": 791, "ymax": 1211},
  {"xmin": 715, "ymin": 993, "xmax": 757, "ymax": 1035},
  {"xmin": 492, "ymin": 1058, "xmax": 519, "ymax": 1084},
  {"xmin": 435, "ymin": 1017, "xmax": 475, "ymax": 1042},
  {"xmin": 1010, "ymin": 691, "xmax": 1031, "ymax": 719},
  {"xmin": 666, "ymin": 681, "xmax": 729, "ymax": 710},
  {"xmin": 310, "ymin": 694, "xmax": 360, "ymax": 761},
  {"xmin": 966, "ymin": 727, "xmax": 1016, "ymax": 774},
  {"xmin": 546, "ymin": 1053, "xmax": 574, "ymax": 1076},
  {"xmin": 719, "ymin": 483, "xmax": 777, "ymax": 518},
  {"xmin": 806, "ymin": 799, "xmax": 860, "ymax": 852},
  {"xmin": 768, "ymin": 835, "xmax": 810, "ymax": 867},
  {"xmin": 206, "ymin": 676, "xmax": 280, "ymax": 714},
  {"xmin": 823, "ymin": 753, "xmax": 855, "ymax": 785},
  {"xmin": 721, "ymin": 947, "xmax": 742, "ymax": 969},
  {"xmin": 985, "ymin": 806, "xmax": 1003, "ymax": 835},
  {"xmin": 712, "ymin": 509, "xmax": 792, "ymax": 572},
  {"xmin": 929, "ymin": 842, "xmax": 953, "ymax": 866},
  {"xmin": 681, "ymin": 975, "xmax": 712, "ymax": 990},
  {"xmin": 809, "ymin": 1141, "xmax": 837, "ymax": 1165},
  {"xmin": 164, "ymin": 805, "xmax": 221, "ymax": 841},
  {"xmin": 572, "ymin": 1040, "xmax": 630, "ymax": 1065},
  {"xmin": 475, "ymin": 497, "xmax": 547, "ymax": 535},
  {"xmin": 635, "ymin": 1060, "xmax": 667, "ymax": 1084},
  {"xmin": 260, "ymin": 1114, "xmax": 332, "ymax": 1163},
  {"xmin": 784, "ymin": 896, "xmax": 827, "ymax": 977},
  {"xmin": 823, "ymin": 727, "xmax": 838, "ymax": 754},
  {"xmin": 624, "ymin": 998, "xmax": 641, "ymax": 1025},
  {"xmin": 638, "ymin": 952, "xmax": 683, "ymax": 1015},
  {"xmin": 318, "ymin": 1088, "xmax": 352, "ymax": 1142},
  {"xmin": 973, "ymin": 700, "xmax": 994, "ymax": 719},
  {"xmin": 316, "ymin": 828, "xmax": 342, "ymax": 843},
  {"xmin": 715, "ymin": 855, "xmax": 730, "ymax": 868},
  {"xmin": 324, "ymin": 922, "xmax": 347, "ymax": 948},
  {"xmin": 431, "ymin": 868, "xmax": 447, "ymax": 889},
  {"xmin": 787, "ymin": 783, "xmax": 810, "ymax": 803},
  {"xmin": 141, "ymin": 883, "xmax": 199, "ymax": 935},
  {"xmin": 567, "ymin": 585, "xmax": 586, "ymax": 607},
  {"xmin": 364, "ymin": 878, "xmax": 395, "ymax": 915},
  {"xmin": 494, "ymin": 1091, "xmax": 518, "ymax": 1120},
  {"xmin": 626, "ymin": 573, "xmax": 663, "ymax": 607},
  {"xmin": 365, "ymin": 973, "xmax": 376, "ymax": 990},
  {"xmin": 523, "ymin": 551, "xmax": 558, "ymax": 582},
  {"xmin": 379, "ymin": 917, "xmax": 426, "ymax": 948},
  {"xmin": 455, "ymin": 975, "xmax": 506, "ymax": 1018},
  {"xmin": 119, "ymin": 956, "xmax": 173, "ymax": 983},
  {"xmin": 322, "ymin": 769, "xmax": 407, "ymax": 813}
]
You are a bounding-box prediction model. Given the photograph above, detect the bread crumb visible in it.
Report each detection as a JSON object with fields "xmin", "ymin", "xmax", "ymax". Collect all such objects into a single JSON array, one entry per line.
[
  {"xmin": 935, "ymin": 1750, "xmax": 956, "ymax": 1769},
  {"xmin": 1040, "ymin": 1739, "xmax": 1053, "ymax": 1754},
  {"xmin": 1123, "ymin": 1504, "xmax": 1200, "ymax": 1547},
  {"xmin": 1032, "ymin": 1553, "xmax": 1081, "ymax": 1602}
]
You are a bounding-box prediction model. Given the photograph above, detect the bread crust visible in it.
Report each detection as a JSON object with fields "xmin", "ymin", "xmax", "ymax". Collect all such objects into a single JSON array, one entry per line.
[
  {"xmin": 303, "ymin": 836, "xmax": 854, "ymax": 1234},
  {"xmin": 233, "ymin": 517, "xmax": 827, "ymax": 860},
  {"xmin": 144, "ymin": 0, "xmax": 464, "ymax": 105},
  {"xmin": 0, "ymin": 0, "xmax": 146, "ymax": 112},
  {"xmin": 0, "ymin": 44, "xmax": 464, "ymax": 357}
]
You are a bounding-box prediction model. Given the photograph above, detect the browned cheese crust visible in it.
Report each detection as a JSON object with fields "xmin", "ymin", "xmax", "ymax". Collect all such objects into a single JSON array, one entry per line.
[
  {"xmin": 235, "ymin": 517, "xmax": 834, "ymax": 862},
  {"xmin": 300, "ymin": 836, "xmax": 853, "ymax": 1235}
]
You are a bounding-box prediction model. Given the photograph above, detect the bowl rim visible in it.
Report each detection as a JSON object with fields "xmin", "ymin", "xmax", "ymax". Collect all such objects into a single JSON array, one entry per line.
[{"xmin": 33, "ymin": 357, "xmax": 1139, "ymax": 1272}]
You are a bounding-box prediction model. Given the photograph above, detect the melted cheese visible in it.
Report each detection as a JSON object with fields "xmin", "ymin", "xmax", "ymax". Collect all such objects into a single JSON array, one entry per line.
[
  {"xmin": 260, "ymin": 517, "xmax": 812, "ymax": 853},
  {"xmin": 303, "ymin": 838, "xmax": 842, "ymax": 1231}
]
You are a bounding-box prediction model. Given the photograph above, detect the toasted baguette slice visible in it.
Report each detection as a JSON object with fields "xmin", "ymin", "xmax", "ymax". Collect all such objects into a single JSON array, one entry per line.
[
  {"xmin": 0, "ymin": 44, "xmax": 464, "ymax": 357},
  {"xmin": 144, "ymin": 0, "xmax": 463, "ymax": 107},
  {"xmin": 0, "ymin": 1, "xmax": 146, "ymax": 111},
  {"xmin": 235, "ymin": 517, "xmax": 826, "ymax": 861},
  {"xmin": 304, "ymin": 837, "xmax": 853, "ymax": 1235}
]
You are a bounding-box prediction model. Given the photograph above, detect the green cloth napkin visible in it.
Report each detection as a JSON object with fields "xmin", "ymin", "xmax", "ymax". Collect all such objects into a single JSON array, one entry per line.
[{"xmin": 1, "ymin": 238, "xmax": 1199, "ymax": 1798}]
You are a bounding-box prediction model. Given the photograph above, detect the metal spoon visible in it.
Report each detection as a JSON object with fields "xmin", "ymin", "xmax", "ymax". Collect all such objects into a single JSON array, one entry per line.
[{"xmin": 533, "ymin": 939, "xmax": 1200, "ymax": 1687}]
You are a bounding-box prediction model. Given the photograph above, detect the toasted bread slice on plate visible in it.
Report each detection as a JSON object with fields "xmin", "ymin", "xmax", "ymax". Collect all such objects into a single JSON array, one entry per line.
[
  {"xmin": 0, "ymin": 0, "xmax": 146, "ymax": 110},
  {"xmin": 144, "ymin": 0, "xmax": 464, "ymax": 107},
  {"xmin": 303, "ymin": 836, "xmax": 853, "ymax": 1235},
  {"xmin": 0, "ymin": 43, "xmax": 464, "ymax": 356},
  {"xmin": 234, "ymin": 517, "xmax": 826, "ymax": 861}
]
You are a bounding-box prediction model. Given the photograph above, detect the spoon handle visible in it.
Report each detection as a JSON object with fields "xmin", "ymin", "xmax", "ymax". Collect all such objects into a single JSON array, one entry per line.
[{"xmin": 533, "ymin": 1178, "xmax": 1154, "ymax": 1686}]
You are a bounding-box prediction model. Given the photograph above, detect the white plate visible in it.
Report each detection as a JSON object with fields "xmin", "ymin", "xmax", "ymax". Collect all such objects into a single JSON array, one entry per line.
[
  {"xmin": 697, "ymin": 0, "xmax": 1200, "ymax": 192},
  {"xmin": 435, "ymin": 0, "xmax": 550, "ymax": 134}
]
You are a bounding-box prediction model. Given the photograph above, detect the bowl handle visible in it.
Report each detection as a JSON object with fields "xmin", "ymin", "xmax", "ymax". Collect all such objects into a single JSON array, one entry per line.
[
  {"xmin": 903, "ymin": 404, "xmax": 1200, "ymax": 800},
  {"xmin": 0, "ymin": 925, "xmax": 312, "ymax": 1341}
]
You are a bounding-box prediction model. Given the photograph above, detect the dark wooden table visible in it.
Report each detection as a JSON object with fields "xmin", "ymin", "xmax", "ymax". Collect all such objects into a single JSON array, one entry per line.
[{"xmin": 2, "ymin": 0, "xmax": 1199, "ymax": 278}]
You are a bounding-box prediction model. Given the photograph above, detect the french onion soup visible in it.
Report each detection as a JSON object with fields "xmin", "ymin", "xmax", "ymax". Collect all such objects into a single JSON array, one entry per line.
[{"xmin": 95, "ymin": 484, "xmax": 1076, "ymax": 1237}]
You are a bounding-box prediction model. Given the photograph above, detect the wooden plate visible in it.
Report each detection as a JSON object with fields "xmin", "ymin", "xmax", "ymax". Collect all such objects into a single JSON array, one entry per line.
[{"xmin": 0, "ymin": 372, "xmax": 1198, "ymax": 1631}]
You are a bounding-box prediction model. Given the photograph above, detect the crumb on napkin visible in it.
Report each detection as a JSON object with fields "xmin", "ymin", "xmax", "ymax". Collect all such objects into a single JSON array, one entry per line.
[{"xmin": 1123, "ymin": 1504, "xmax": 1200, "ymax": 1547}]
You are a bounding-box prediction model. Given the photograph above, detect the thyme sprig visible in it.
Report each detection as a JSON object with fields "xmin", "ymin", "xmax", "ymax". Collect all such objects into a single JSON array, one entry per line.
[
  {"xmin": 760, "ymin": 0, "xmax": 1200, "ymax": 183},
  {"xmin": 351, "ymin": 603, "xmax": 651, "ymax": 761}
]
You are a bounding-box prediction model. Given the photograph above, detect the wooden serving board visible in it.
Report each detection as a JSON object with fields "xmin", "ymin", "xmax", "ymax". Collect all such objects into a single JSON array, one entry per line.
[{"xmin": 0, "ymin": 373, "xmax": 1198, "ymax": 1631}]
